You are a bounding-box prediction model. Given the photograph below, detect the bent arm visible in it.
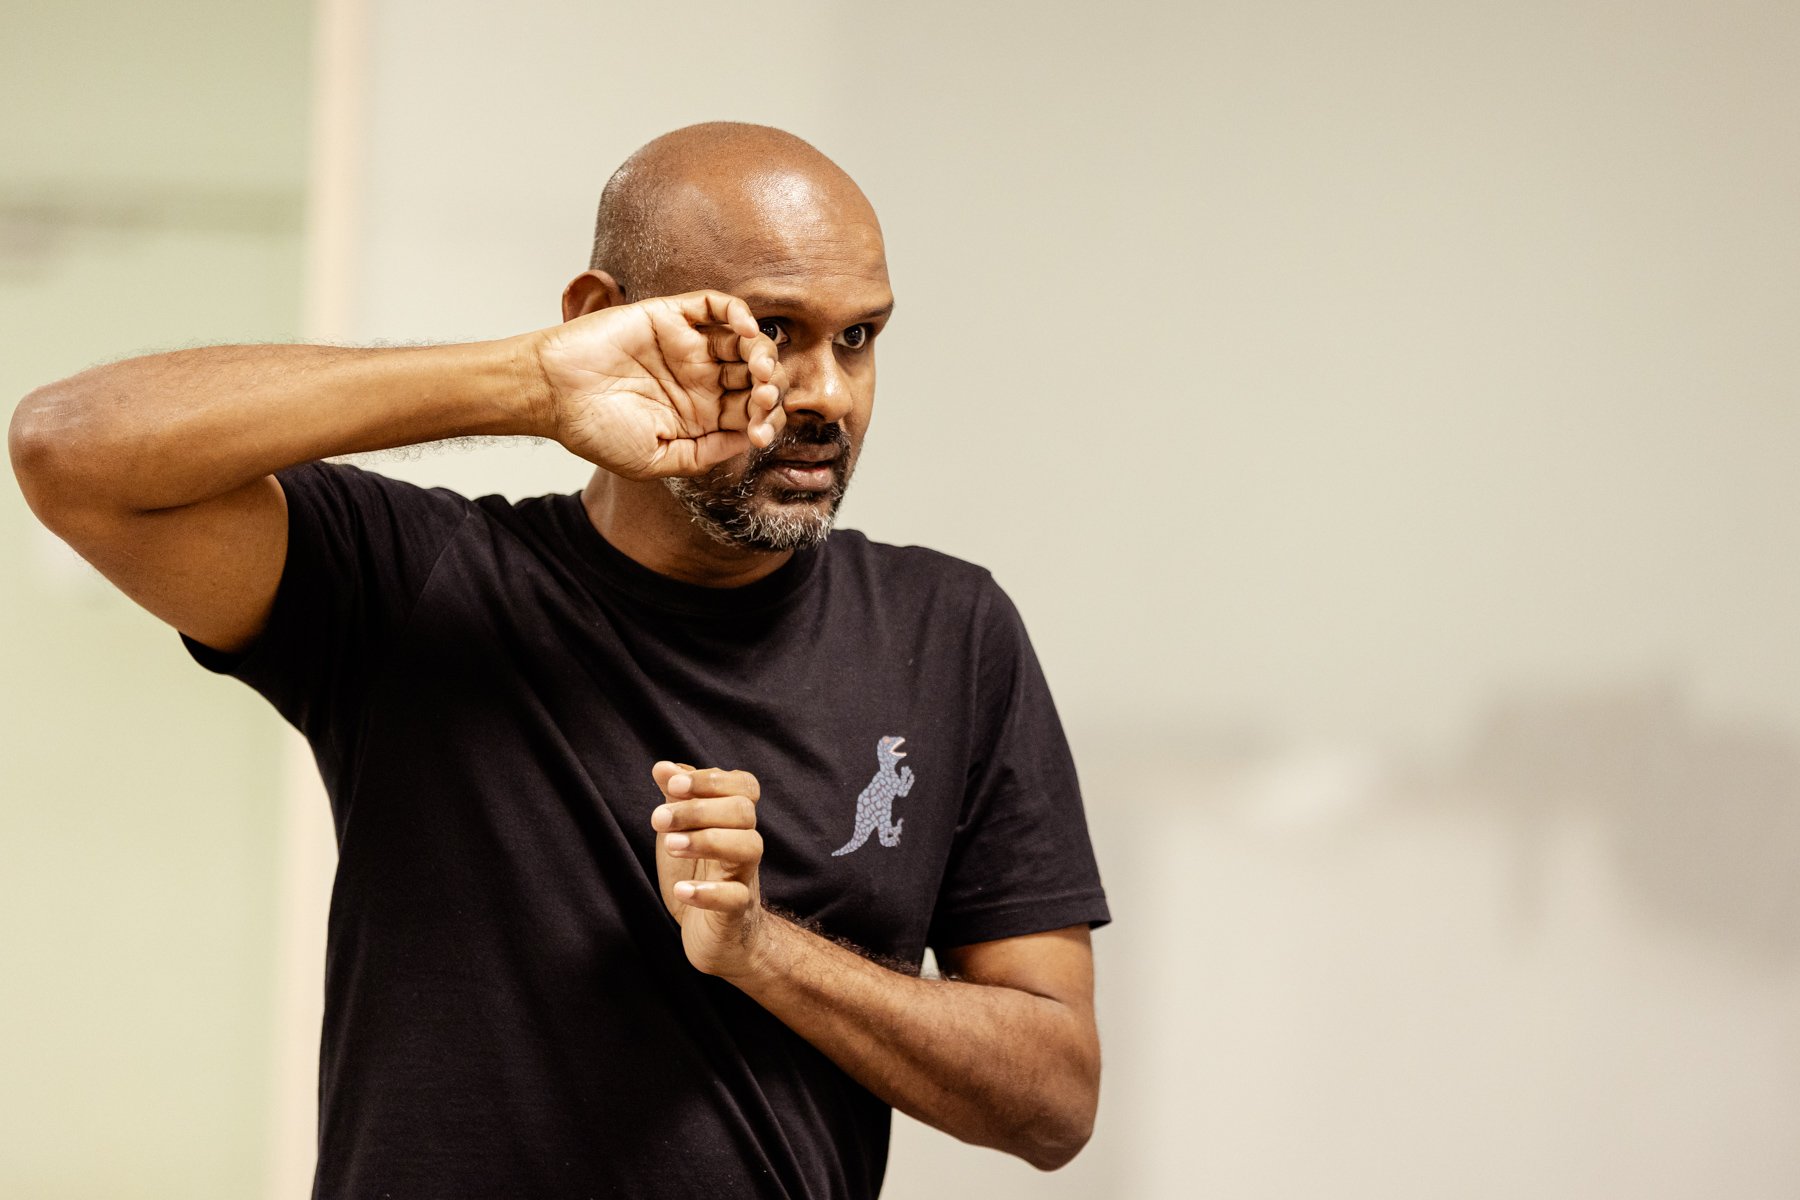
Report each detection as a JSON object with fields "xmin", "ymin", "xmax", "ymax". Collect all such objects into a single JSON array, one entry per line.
[
  {"xmin": 726, "ymin": 919, "xmax": 1100, "ymax": 1171},
  {"xmin": 10, "ymin": 339, "xmax": 550, "ymax": 515},
  {"xmin": 8, "ymin": 337, "xmax": 550, "ymax": 651},
  {"xmin": 9, "ymin": 291, "xmax": 775, "ymax": 654}
]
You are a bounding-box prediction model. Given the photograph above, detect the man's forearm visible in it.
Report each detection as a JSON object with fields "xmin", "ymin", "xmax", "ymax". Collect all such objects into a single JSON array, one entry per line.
[
  {"xmin": 9, "ymin": 337, "xmax": 548, "ymax": 516},
  {"xmin": 724, "ymin": 912, "xmax": 1099, "ymax": 1171}
]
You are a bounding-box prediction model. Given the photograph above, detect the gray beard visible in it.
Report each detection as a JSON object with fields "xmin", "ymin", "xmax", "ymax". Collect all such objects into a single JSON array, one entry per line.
[{"xmin": 663, "ymin": 428, "xmax": 854, "ymax": 552}]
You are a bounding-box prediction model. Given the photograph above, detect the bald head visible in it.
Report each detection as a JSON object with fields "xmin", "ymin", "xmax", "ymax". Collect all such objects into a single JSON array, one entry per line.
[
  {"xmin": 589, "ymin": 122, "xmax": 881, "ymax": 299},
  {"xmin": 569, "ymin": 123, "xmax": 895, "ymax": 571}
]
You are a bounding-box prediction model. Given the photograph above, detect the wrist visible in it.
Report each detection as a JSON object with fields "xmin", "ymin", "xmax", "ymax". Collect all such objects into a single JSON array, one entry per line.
[
  {"xmin": 721, "ymin": 906, "xmax": 797, "ymax": 992},
  {"xmin": 498, "ymin": 330, "xmax": 560, "ymax": 440}
]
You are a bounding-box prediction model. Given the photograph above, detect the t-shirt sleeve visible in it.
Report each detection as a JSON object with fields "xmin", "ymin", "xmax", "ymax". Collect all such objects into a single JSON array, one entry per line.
[
  {"xmin": 927, "ymin": 577, "xmax": 1111, "ymax": 952},
  {"xmin": 180, "ymin": 460, "xmax": 471, "ymax": 768}
]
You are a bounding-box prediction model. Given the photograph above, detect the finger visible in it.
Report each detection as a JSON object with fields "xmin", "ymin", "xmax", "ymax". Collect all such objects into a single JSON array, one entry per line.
[
  {"xmin": 668, "ymin": 767, "xmax": 761, "ymax": 801},
  {"xmin": 718, "ymin": 388, "xmax": 753, "ymax": 433},
  {"xmin": 717, "ymin": 329, "xmax": 776, "ymax": 381},
  {"xmin": 766, "ymin": 359, "xmax": 789, "ymax": 396},
  {"xmin": 663, "ymin": 827, "xmax": 763, "ymax": 872},
  {"xmin": 748, "ymin": 398, "xmax": 785, "ymax": 449},
  {"xmin": 689, "ymin": 429, "xmax": 754, "ymax": 473},
  {"xmin": 651, "ymin": 760, "xmax": 698, "ymax": 791},
  {"xmin": 671, "ymin": 879, "xmax": 753, "ymax": 913},
  {"xmin": 716, "ymin": 386, "xmax": 759, "ymax": 433},
  {"xmin": 719, "ymin": 362, "xmax": 752, "ymax": 392},
  {"xmin": 727, "ymin": 383, "xmax": 779, "ymax": 446},
  {"xmin": 750, "ymin": 366, "xmax": 789, "ymax": 447},
  {"xmin": 651, "ymin": 795, "xmax": 758, "ymax": 833},
  {"xmin": 652, "ymin": 430, "xmax": 751, "ymax": 476},
  {"xmin": 750, "ymin": 405, "xmax": 785, "ymax": 449},
  {"xmin": 669, "ymin": 290, "xmax": 758, "ymax": 339},
  {"xmin": 738, "ymin": 333, "xmax": 777, "ymax": 382},
  {"xmin": 701, "ymin": 324, "xmax": 746, "ymax": 364}
]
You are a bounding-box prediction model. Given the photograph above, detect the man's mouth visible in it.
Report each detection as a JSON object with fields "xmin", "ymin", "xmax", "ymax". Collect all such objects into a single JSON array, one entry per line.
[
  {"xmin": 764, "ymin": 461, "xmax": 838, "ymax": 491},
  {"xmin": 757, "ymin": 438, "xmax": 845, "ymax": 493},
  {"xmin": 769, "ymin": 444, "xmax": 841, "ymax": 465}
]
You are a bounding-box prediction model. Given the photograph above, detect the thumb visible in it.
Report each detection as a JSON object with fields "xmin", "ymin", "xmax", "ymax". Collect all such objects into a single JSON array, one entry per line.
[
  {"xmin": 652, "ymin": 760, "xmax": 698, "ymax": 794},
  {"xmin": 653, "ymin": 430, "xmax": 752, "ymax": 477}
]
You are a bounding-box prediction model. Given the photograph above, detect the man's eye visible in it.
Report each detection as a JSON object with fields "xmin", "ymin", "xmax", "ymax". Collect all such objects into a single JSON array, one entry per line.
[
  {"xmin": 835, "ymin": 324, "xmax": 870, "ymax": 350},
  {"xmin": 757, "ymin": 319, "xmax": 787, "ymax": 346}
]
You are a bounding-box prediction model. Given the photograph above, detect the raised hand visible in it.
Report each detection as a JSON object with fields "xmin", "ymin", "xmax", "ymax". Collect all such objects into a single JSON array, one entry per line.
[
  {"xmin": 534, "ymin": 291, "xmax": 785, "ymax": 479},
  {"xmin": 649, "ymin": 761, "xmax": 768, "ymax": 980}
]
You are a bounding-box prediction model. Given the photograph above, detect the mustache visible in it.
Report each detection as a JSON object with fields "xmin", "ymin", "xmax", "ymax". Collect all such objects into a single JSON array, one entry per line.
[{"xmin": 748, "ymin": 422, "xmax": 851, "ymax": 471}]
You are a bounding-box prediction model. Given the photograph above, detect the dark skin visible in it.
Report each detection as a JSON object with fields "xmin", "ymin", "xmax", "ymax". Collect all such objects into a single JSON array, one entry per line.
[
  {"xmin": 554, "ymin": 159, "xmax": 893, "ymax": 587},
  {"xmin": 8, "ymin": 122, "xmax": 1100, "ymax": 1170}
]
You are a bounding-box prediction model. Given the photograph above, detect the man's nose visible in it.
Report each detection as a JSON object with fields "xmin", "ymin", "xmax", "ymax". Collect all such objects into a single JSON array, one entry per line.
[{"xmin": 780, "ymin": 344, "xmax": 853, "ymax": 425}]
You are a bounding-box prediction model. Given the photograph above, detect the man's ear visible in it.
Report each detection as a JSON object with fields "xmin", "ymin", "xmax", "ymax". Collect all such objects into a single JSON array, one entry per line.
[{"xmin": 562, "ymin": 270, "xmax": 627, "ymax": 322}]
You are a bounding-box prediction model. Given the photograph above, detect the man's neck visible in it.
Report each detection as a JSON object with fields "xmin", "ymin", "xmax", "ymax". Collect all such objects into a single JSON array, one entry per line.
[{"xmin": 580, "ymin": 470, "xmax": 794, "ymax": 588}]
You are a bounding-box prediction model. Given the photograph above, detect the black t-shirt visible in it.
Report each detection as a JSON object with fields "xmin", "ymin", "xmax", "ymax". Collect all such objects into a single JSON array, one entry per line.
[{"xmin": 185, "ymin": 461, "xmax": 1110, "ymax": 1199}]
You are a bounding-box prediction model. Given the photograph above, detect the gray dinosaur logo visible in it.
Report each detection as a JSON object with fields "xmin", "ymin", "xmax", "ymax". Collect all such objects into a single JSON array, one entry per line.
[{"xmin": 831, "ymin": 736, "xmax": 914, "ymax": 856}]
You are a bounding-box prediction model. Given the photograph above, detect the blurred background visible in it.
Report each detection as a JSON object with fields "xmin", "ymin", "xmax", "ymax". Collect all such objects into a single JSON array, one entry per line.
[{"xmin": 4, "ymin": 0, "xmax": 1798, "ymax": 1196}]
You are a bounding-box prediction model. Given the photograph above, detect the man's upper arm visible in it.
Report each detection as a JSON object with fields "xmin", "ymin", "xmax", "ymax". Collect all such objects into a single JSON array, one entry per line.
[
  {"xmin": 938, "ymin": 924, "xmax": 1096, "ymax": 1016},
  {"xmin": 39, "ymin": 472, "xmax": 290, "ymax": 655}
]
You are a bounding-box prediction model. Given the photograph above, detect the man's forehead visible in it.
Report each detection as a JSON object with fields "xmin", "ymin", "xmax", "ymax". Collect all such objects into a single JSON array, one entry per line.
[
  {"xmin": 673, "ymin": 170, "xmax": 880, "ymax": 246},
  {"xmin": 712, "ymin": 221, "xmax": 888, "ymax": 286},
  {"xmin": 721, "ymin": 238, "xmax": 893, "ymax": 323},
  {"xmin": 658, "ymin": 173, "xmax": 889, "ymax": 306},
  {"xmin": 734, "ymin": 277, "xmax": 895, "ymax": 326}
]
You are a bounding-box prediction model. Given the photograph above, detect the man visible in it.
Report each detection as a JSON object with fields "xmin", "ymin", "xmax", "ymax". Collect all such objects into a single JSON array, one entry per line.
[{"xmin": 9, "ymin": 122, "xmax": 1109, "ymax": 1198}]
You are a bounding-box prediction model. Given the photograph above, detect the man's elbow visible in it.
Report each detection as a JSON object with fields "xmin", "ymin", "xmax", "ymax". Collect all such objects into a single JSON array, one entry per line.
[
  {"xmin": 1017, "ymin": 1104, "xmax": 1096, "ymax": 1172},
  {"xmin": 1012, "ymin": 1062, "xmax": 1099, "ymax": 1171},
  {"xmin": 9, "ymin": 388, "xmax": 85, "ymax": 520},
  {"xmin": 1016, "ymin": 1013, "xmax": 1102, "ymax": 1170},
  {"xmin": 10, "ymin": 386, "xmax": 133, "ymax": 531}
]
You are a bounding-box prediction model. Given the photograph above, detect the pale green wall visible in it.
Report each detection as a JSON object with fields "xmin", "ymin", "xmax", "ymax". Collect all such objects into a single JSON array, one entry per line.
[{"xmin": 1, "ymin": 2, "xmax": 312, "ymax": 1196}]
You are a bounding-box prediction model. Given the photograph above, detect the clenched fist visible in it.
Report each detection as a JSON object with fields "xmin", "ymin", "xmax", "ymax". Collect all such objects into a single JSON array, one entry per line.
[
  {"xmin": 650, "ymin": 761, "xmax": 768, "ymax": 980},
  {"xmin": 535, "ymin": 291, "xmax": 785, "ymax": 479}
]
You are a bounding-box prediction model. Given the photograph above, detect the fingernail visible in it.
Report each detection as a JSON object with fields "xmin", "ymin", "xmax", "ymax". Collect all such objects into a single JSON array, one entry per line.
[
  {"xmin": 669, "ymin": 774, "xmax": 692, "ymax": 796},
  {"xmin": 665, "ymin": 832, "xmax": 690, "ymax": 851},
  {"xmin": 651, "ymin": 805, "xmax": 672, "ymax": 830},
  {"xmin": 674, "ymin": 881, "xmax": 696, "ymax": 898}
]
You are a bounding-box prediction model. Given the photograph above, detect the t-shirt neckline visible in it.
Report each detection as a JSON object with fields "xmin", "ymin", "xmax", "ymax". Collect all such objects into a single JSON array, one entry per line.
[{"xmin": 551, "ymin": 492, "xmax": 824, "ymax": 617}]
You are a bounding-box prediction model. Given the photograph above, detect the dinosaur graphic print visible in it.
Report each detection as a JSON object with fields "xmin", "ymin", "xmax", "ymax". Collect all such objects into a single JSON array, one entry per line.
[{"xmin": 831, "ymin": 735, "xmax": 914, "ymax": 856}]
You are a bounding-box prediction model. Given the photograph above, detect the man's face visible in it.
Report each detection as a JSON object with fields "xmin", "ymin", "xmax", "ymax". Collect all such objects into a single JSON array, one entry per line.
[{"xmin": 660, "ymin": 178, "xmax": 894, "ymax": 552}]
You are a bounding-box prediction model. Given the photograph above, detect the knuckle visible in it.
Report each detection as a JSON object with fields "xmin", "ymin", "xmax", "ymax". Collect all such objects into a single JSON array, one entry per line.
[{"xmin": 736, "ymin": 798, "xmax": 757, "ymax": 827}]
